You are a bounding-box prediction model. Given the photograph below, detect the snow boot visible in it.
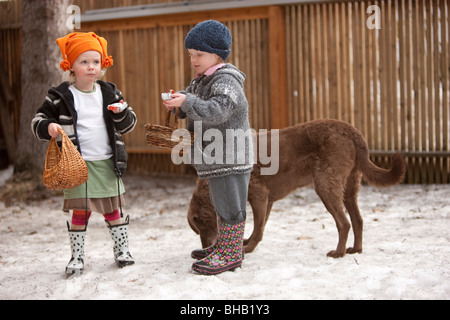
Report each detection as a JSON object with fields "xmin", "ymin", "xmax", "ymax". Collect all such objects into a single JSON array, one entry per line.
[
  {"xmin": 192, "ymin": 220, "xmax": 245, "ymax": 275},
  {"xmin": 106, "ymin": 215, "xmax": 134, "ymax": 268},
  {"xmin": 66, "ymin": 222, "xmax": 86, "ymax": 275}
]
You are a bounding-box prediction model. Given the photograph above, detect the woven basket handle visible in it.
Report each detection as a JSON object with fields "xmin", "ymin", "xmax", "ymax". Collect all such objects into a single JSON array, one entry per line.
[
  {"xmin": 165, "ymin": 108, "xmax": 179, "ymax": 129},
  {"xmin": 44, "ymin": 132, "xmax": 60, "ymax": 171},
  {"xmin": 57, "ymin": 127, "xmax": 68, "ymax": 143},
  {"xmin": 44, "ymin": 127, "xmax": 67, "ymax": 170},
  {"xmin": 55, "ymin": 127, "xmax": 74, "ymax": 153}
]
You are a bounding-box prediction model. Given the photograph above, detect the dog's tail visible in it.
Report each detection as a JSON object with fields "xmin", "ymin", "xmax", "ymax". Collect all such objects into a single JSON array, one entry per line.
[{"xmin": 356, "ymin": 143, "xmax": 406, "ymax": 187}]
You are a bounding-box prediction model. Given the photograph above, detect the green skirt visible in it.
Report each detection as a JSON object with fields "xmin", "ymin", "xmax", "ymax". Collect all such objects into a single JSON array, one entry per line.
[
  {"xmin": 63, "ymin": 158, "xmax": 125, "ymax": 214},
  {"xmin": 64, "ymin": 158, "xmax": 125, "ymax": 199}
]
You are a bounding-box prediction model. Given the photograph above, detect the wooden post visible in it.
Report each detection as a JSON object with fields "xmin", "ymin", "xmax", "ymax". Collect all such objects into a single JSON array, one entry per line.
[
  {"xmin": 0, "ymin": 64, "xmax": 16, "ymax": 163},
  {"xmin": 268, "ymin": 6, "xmax": 288, "ymax": 129}
]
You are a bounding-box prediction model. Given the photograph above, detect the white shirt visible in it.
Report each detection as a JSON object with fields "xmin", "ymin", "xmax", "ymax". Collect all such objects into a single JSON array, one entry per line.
[{"xmin": 69, "ymin": 83, "xmax": 113, "ymax": 161}]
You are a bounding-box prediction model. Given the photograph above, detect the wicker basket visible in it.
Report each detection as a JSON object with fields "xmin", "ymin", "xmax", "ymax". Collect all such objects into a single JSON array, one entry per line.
[
  {"xmin": 43, "ymin": 128, "xmax": 88, "ymax": 190},
  {"xmin": 145, "ymin": 109, "xmax": 195, "ymax": 151}
]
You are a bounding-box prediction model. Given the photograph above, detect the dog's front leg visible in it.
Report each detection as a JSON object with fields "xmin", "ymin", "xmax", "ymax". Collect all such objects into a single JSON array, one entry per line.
[{"xmin": 244, "ymin": 194, "xmax": 270, "ymax": 253}]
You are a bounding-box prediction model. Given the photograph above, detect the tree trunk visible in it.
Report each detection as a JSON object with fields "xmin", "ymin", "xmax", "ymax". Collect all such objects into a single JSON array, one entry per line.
[{"xmin": 15, "ymin": 0, "xmax": 70, "ymax": 181}]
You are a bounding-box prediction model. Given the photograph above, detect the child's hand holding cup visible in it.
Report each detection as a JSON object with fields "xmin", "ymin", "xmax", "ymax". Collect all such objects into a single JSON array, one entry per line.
[{"xmin": 162, "ymin": 89, "xmax": 186, "ymax": 111}]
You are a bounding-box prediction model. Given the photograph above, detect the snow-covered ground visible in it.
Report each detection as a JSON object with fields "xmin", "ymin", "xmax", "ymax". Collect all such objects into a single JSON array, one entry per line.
[{"xmin": 0, "ymin": 168, "xmax": 449, "ymax": 300}]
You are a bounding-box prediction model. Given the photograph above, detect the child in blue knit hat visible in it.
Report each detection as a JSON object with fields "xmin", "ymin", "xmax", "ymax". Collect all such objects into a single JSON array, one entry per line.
[{"xmin": 163, "ymin": 20, "xmax": 253, "ymax": 275}]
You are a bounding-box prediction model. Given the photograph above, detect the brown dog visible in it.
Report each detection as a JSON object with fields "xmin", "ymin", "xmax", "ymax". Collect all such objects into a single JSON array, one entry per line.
[{"xmin": 187, "ymin": 119, "xmax": 406, "ymax": 258}]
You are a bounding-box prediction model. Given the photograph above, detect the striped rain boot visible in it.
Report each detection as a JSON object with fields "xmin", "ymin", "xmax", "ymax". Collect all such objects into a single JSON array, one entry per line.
[{"xmin": 192, "ymin": 220, "xmax": 245, "ymax": 275}]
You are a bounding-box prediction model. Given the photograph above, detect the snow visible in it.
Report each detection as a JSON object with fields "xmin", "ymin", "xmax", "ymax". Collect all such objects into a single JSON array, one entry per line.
[{"xmin": 0, "ymin": 170, "xmax": 449, "ymax": 300}]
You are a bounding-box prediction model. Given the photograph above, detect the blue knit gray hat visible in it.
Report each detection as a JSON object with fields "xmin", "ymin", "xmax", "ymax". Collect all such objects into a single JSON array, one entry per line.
[{"xmin": 185, "ymin": 20, "xmax": 232, "ymax": 61}]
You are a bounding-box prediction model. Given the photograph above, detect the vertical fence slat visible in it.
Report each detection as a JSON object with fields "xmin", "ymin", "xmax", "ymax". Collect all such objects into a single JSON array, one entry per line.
[{"xmin": 442, "ymin": 0, "xmax": 449, "ymax": 184}]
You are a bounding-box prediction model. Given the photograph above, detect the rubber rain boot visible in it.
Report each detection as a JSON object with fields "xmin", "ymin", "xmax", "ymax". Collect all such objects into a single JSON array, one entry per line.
[
  {"xmin": 66, "ymin": 222, "xmax": 86, "ymax": 275},
  {"xmin": 106, "ymin": 215, "xmax": 135, "ymax": 268},
  {"xmin": 192, "ymin": 220, "xmax": 245, "ymax": 275}
]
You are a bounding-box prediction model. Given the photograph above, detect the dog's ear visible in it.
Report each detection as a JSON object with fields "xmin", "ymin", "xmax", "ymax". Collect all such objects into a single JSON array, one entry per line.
[
  {"xmin": 188, "ymin": 215, "xmax": 200, "ymax": 235},
  {"xmin": 187, "ymin": 197, "xmax": 200, "ymax": 234}
]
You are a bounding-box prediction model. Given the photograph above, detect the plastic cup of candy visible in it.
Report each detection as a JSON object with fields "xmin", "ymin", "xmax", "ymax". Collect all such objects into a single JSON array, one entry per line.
[
  {"xmin": 161, "ymin": 89, "xmax": 175, "ymax": 101},
  {"xmin": 108, "ymin": 100, "xmax": 127, "ymax": 112}
]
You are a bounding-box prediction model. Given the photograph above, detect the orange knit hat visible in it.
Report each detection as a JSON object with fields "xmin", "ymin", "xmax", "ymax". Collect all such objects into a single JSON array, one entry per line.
[{"xmin": 56, "ymin": 32, "xmax": 113, "ymax": 71}]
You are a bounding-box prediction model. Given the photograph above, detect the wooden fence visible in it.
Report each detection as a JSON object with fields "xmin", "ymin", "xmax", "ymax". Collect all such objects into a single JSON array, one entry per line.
[
  {"xmin": 0, "ymin": 0, "xmax": 448, "ymax": 183},
  {"xmin": 0, "ymin": 25, "xmax": 22, "ymax": 167},
  {"xmin": 284, "ymin": 0, "xmax": 449, "ymax": 183}
]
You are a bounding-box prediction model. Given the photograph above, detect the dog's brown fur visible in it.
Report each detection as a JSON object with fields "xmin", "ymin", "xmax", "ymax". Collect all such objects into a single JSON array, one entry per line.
[{"xmin": 188, "ymin": 119, "xmax": 406, "ymax": 258}]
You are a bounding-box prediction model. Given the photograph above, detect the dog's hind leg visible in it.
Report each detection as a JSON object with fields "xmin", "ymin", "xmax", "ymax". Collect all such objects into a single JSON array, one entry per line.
[
  {"xmin": 314, "ymin": 177, "xmax": 350, "ymax": 258},
  {"xmin": 343, "ymin": 169, "xmax": 363, "ymax": 254}
]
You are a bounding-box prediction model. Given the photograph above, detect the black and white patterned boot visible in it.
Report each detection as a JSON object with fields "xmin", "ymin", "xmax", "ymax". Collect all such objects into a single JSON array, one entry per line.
[
  {"xmin": 106, "ymin": 215, "xmax": 134, "ymax": 268},
  {"xmin": 66, "ymin": 222, "xmax": 86, "ymax": 275}
]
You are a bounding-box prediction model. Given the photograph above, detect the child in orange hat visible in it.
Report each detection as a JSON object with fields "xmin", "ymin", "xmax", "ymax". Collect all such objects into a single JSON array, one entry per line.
[{"xmin": 31, "ymin": 32, "xmax": 137, "ymax": 275}]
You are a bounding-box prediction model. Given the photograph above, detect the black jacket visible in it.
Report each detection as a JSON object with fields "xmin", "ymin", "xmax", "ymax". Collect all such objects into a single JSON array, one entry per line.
[{"xmin": 31, "ymin": 80, "xmax": 137, "ymax": 176}]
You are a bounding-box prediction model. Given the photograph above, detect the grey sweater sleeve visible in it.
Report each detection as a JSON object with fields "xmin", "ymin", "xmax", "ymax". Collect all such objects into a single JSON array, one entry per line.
[
  {"xmin": 182, "ymin": 93, "xmax": 235, "ymax": 125},
  {"xmin": 180, "ymin": 75, "xmax": 243, "ymax": 125}
]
